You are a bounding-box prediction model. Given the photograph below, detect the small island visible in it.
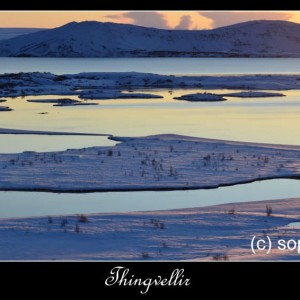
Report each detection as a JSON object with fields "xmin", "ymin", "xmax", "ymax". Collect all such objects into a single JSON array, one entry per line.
[
  {"xmin": 27, "ymin": 98, "xmax": 98, "ymax": 106},
  {"xmin": 174, "ymin": 93, "xmax": 226, "ymax": 102},
  {"xmin": 0, "ymin": 106, "xmax": 12, "ymax": 111},
  {"xmin": 79, "ymin": 91, "xmax": 163, "ymax": 100},
  {"xmin": 223, "ymin": 91, "xmax": 285, "ymax": 98}
]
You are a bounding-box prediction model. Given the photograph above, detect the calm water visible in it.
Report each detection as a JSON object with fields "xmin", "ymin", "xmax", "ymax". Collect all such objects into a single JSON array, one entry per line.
[
  {"xmin": 0, "ymin": 135, "xmax": 116, "ymax": 153},
  {"xmin": 2, "ymin": 90, "xmax": 300, "ymax": 146},
  {"xmin": 0, "ymin": 179, "xmax": 299, "ymax": 218},
  {"xmin": 1, "ymin": 57, "xmax": 300, "ymax": 75},
  {"xmin": 288, "ymin": 222, "xmax": 300, "ymax": 228}
]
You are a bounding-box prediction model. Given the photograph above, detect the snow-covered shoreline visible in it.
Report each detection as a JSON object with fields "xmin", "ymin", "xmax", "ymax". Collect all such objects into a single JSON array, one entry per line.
[
  {"xmin": 1, "ymin": 197, "xmax": 299, "ymax": 260},
  {"xmin": 0, "ymin": 133, "xmax": 300, "ymax": 192},
  {"xmin": 1, "ymin": 72, "xmax": 300, "ymax": 99}
]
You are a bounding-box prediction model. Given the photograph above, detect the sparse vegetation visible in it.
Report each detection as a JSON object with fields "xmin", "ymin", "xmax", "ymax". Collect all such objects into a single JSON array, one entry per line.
[
  {"xmin": 162, "ymin": 242, "xmax": 168, "ymax": 248},
  {"xmin": 159, "ymin": 222, "xmax": 165, "ymax": 229},
  {"xmin": 61, "ymin": 218, "xmax": 68, "ymax": 227},
  {"xmin": 266, "ymin": 205, "xmax": 273, "ymax": 217},
  {"xmin": 141, "ymin": 252, "xmax": 150, "ymax": 259},
  {"xmin": 212, "ymin": 254, "xmax": 229, "ymax": 261},
  {"xmin": 228, "ymin": 208, "xmax": 235, "ymax": 215},
  {"xmin": 75, "ymin": 223, "xmax": 80, "ymax": 233},
  {"xmin": 54, "ymin": 75, "xmax": 67, "ymax": 82},
  {"xmin": 150, "ymin": 219, "xmax": 165, "ymax": 229},
  {"xmin": 77, "ymin": 214, "xmax": 88, "ymax": 223}
]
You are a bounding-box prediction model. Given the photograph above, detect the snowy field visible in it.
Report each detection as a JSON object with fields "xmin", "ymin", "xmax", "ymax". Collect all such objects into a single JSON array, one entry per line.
[
  {"xmin": 0, "ymin": 134, "xmax": 300, "ymax": 192},
  {"xmin": 0, "ymin": 197, "xmax": 300, "ymax": 260}
]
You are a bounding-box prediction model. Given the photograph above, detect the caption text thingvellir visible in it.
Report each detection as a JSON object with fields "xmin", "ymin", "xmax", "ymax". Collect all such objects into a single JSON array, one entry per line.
[{"xmin": 105, "ymin": 266, "xmax": 191, "ymax": 294}]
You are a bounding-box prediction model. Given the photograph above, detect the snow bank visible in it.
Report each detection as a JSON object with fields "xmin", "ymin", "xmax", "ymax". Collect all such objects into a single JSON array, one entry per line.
[{"xmin": 1, "ymin": 72, "xmax": 300, "ymax": 98}]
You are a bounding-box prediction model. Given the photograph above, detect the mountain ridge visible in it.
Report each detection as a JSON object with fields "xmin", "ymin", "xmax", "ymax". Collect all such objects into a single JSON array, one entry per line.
[{"xmin": 0, "ymin": 20, "xmax": 300, "ymax": 57}]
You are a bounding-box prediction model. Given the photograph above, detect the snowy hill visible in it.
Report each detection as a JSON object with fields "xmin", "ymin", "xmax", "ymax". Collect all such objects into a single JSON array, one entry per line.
[{"xmin": 0, "ymin": 20, "xmax": 300, "ymax": 57}]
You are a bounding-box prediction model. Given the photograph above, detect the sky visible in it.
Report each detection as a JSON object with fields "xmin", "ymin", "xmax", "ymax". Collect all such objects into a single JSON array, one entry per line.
[{"xmin": 0, "ymin": 11, "xmax": 300, "ymax": 29}]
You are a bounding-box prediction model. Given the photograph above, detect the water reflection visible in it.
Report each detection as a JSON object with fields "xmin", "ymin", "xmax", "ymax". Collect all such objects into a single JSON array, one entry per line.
[
  {"xmin": 287, "ymin": 222, "xmax": 300, "ymax": 228},
  {"xmin": 0, "ymin": 135, "xmax": 116, "ymax": 153},
  {"xmin": 0, "ymin": 179, "xmax": 299, "ymax": 218}
]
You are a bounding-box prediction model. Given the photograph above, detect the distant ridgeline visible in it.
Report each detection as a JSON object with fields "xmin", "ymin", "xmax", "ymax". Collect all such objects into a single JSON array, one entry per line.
[
  {"xmin": 0, "ymin": 20, "xmax": 300, "ymax": 57},
  {"xmin": 0, "ymin": 28, "xmax": 44, "ymax": 41}
]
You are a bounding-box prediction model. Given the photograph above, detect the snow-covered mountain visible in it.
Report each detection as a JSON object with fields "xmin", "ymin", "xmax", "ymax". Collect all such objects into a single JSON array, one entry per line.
[{"xmin": 0, "ymin": 20, "xmax": 300, "ymax": 57}]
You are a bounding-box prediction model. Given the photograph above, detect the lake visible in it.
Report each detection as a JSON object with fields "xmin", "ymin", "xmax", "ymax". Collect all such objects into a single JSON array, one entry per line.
[
  {"xmin": 2, "ymin": 89, "xmax": 300, "ymax": 146},
  {"xmin": 1, "ymin": 57, "xmax": 300, "ymax": 219},
  {"xmin": 1, "ymin": 57, "xmax": 300, "ymax": 75},
  {"xmin": 0, "ymin": 179, "xmax": 299, "ymax": 218}
]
